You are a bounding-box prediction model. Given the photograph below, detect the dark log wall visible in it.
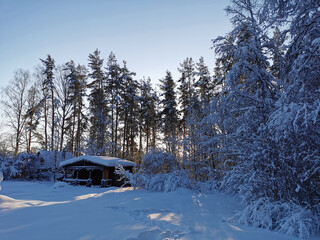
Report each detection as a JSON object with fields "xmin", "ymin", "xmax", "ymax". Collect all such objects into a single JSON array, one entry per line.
[{"xmin": 63, "ymin": 163, "xmax": 134, "ymax": 187}]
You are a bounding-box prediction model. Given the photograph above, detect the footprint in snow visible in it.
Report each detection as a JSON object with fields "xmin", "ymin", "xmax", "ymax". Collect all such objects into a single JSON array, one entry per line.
[{"xmin": 127, "ymin": 229, "xmax": 185, "ymax": 240}]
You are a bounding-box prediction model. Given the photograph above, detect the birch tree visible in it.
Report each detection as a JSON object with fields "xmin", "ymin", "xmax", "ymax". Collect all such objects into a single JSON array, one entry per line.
[{"xmin": 1, "ymin": 69, "xmax": 30, "ymax": 155}]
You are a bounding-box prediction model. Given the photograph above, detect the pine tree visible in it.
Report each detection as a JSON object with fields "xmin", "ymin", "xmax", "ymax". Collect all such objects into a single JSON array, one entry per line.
[
  {"xmin": 105, "ymin": 52, "xmax": 122, "ymax": 156},
  {"xmin": 159, "ymin": 71, "xmax": 179, "ymax": 155},
  {"xmin": 190, "ymin": 57, "xmax": 214, "ymax": 173},
  {"xmin": 213, "ymin": 34, "xmax": 236, "ymax": 89},
  {"xmin": 25, "ymin": 81, "xmax": 42, "ymax": 153},
  {"xmin": 269, "ymin": 27, "xmax": 286, "ymax": 80},
  {"xmin": 87, "ymin": 49, "xmax": 108, "ymax": 155},
  {"xmin": 194, "ymin": 57, "xmax": 212, "ymax": 105},
  {"xmin": 177, "ymin": 57, "xmax": 196, "ymax": 161},
  {"xmin": 40, "ymin": 55, "xmax": 56, "ymax": 151},
  {"xmin": 137, "ymin": 77, "xmax": 158, "ymax": 156},
  {"xmin": 119, "ymin": 61, "xmax": 137, "ymax": 159},
  {"xmin": 177, "ymin": 57, "xmax": 212, "ymax": 177},
  {"xmin": 65, "ymin": 61, "xmax": 87, "ymax": 156},
  {"xmin": 55, "ymin": 64, "xmax": 72, "ymax": 153}
]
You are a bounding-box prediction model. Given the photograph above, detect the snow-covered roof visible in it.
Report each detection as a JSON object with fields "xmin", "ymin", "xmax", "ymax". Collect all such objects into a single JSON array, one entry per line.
[{"xmin": 59, "ymin": 155, "xmax": 136, "ymax": 168}]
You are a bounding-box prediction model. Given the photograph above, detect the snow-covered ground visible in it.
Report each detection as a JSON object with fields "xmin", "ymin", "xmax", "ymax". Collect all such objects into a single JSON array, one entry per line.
[{"xmin": 0, "ymin": 181, "xmax": 303, "ymax": 240}]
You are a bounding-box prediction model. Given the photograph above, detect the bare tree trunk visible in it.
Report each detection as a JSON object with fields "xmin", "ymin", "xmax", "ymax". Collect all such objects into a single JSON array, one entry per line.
[
  {"xmin": 75, "ymin": 107, "xmax": 82, "ymax": 156},
  {"xmin": 59, "ymin": 113, "xmax": 65, "ymax": 152},
  {"xmin": 146, "ymin": 122, "xmax": 150, "ymax": 153},
  {"xmin": 70, "ymin": 111, "xmax": 76, "ymax": 154},
  {"xmin": 130, "ymin": 126, "xmax": 134, "ymax": 158},
  {"xmin": 111, "ymin": 100, "xmax": 115, "ymax": 155},
  {"xmin": 14, "ymin": 120, "xmax": 21, "ymax": 156},
  {"xmin": 51, "ymin": 89, "xmax": 55, "ymax": 151},
  {"xmin": 152, "ymin": 125, "xmax": 156, "ymax": 148},
  {"xmin": 59, "ymin": 97, "xmax": 67, "ymax": 152},
  {"xmin": 27, "ymin": 115, "xmax": 33, "ymax": 153},
  {"xmin": 139, "ymin": 125, "xmax": 143, "ymax": 154},
  {"xmin": 44, "ymin": 100, "xmax": 48, "ymax": 150},
  {"xmin": 122, "ymin": 121, "xmax": 127, "ymax": 159},
  {"xmin": 115, "ymin": 110, "xmax": 119, "ymax": 156}
]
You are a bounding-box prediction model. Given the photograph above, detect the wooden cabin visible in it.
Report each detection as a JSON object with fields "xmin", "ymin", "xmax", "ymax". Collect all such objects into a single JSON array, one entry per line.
[{"xmin": 59, "ymin": 155, "xmax": 135, "ymax": 187}]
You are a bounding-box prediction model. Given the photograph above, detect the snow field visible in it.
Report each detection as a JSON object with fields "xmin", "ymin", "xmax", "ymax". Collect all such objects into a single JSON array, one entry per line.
[{"xmin": 0, "ymin": 181, "xmax": 303, "ymax": 240}]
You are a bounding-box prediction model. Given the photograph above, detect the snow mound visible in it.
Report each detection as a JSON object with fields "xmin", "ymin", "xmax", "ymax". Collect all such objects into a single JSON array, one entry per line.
[{"xmin": 52, "ymin": 181, "xmax": 69, "ymax": 189}]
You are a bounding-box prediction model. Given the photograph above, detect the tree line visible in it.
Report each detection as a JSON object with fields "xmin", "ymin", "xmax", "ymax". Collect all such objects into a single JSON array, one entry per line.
[{"xmin": 0, "ymin": 50, "xmax": 214, "ymax": 163}]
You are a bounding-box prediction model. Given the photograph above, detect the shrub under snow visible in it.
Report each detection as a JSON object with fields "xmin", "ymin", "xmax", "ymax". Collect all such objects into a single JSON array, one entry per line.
[
  {"xmin": 232, "ymin": 198, "xmax": 320, "ymax": 239},
  {"xmin": 141, "ymin": 148, "xmax": 178, "ymax": 174},
  {"xmin": 117, "ymin": 167, "xmax": 195, "ymax": 192},
  {"xmin": 116, "ymin": 149, "xmax": 199, "ymax": 192},
  {"xmin": 0, "ymin": 155, "xmax": 22, "ymax": 179}
]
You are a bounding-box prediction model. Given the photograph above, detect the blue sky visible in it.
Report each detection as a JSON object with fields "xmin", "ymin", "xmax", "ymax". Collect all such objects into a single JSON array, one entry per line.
[{"xmin": 0, "ymin": 0, "xmax": 232, "ymax": 88}]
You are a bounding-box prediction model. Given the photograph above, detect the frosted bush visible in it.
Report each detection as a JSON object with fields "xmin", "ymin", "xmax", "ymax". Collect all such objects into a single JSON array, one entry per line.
[
  {"xmin": 115, "ymin": 165, "xmax": 142, "ymax": 189},
  {"xmin": 116, "ymin": 165, "xmax": 196, "ymax": 192},
  {"xmin": 116, "ymin": 148, "xmax": 218, "ymax": 192},
  {"xmin": 141, "ymin": 148, "xmax": 178, "ymax": 174},
  {"xmin": 232, "ymin": 197, "xmax": 320, "ymax": 239},
  {"xmin": 116, "ymin": 148, "xmax": 205, "ymax": 192},
  {"xmin": 144, "ymin": 170, "xmax": 194, "ymax": 192},
  {"xmin": 0, "ymin": 155, "xmax": 24, "ymax": 179}
]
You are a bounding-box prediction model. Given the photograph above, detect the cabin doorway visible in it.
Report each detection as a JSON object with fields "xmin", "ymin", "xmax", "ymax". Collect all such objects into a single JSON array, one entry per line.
[
  {"xmin": 91, "ymin": 169, "xmax": 103, "ymax": 185},
  {"xmin": 78, "ymin": 169, "xmax": 89, "ymax": 180}
]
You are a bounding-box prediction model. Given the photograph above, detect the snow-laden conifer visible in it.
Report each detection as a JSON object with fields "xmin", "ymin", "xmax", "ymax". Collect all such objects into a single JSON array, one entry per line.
[
  {"xmin": 64, "ymin": 61, "xmax": 88, "ymax": 156},
  {"xmin": 137, "ymin": 77, "xmax": 158, "ymax": 156},
  {"xmin": 40, "ymin": 55, "xmax": 56, "ymax": 151},
  {"xmin": 159, "ymin": 71, "xmax": 179, "ymax": 155},
  {"xmin": 87, "ymin": 49, "xmax": 108, "ymax": 155}
]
